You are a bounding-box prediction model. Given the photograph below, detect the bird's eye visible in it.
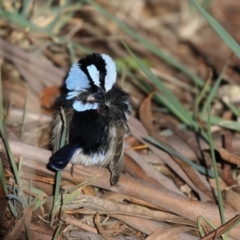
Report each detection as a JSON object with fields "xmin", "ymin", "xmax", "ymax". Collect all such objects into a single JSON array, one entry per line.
[
  {"xmin": 95, "ymin": 91, "xmax": 102, "ymax": 99},
  {"xmin": 93, "ymin": 88, "xmax": 104, "ymax": 100}
]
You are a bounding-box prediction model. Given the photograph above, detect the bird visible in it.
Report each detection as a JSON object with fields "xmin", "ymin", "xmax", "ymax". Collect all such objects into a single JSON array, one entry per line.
[{"xmin": 48, "ymin": 53, "xmax": 130, "ymax": 185}]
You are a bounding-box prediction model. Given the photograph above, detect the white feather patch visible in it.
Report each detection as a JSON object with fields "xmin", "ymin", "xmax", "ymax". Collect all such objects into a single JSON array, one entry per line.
[
  {"xmin": 66, "ymin": 63, "xmax": 90, "ymax": 91},
  {"xmin": 101, "ymin": 54, "xmax": 117, "ymax": 91},
  {"xmin": 70, "ymin": 149, "xmax": 105, "ymax": 166},
  {"xmin": 87, "ymin": 64, "xmax": 100, "ymax": 87},
  {"xmin": 73, "ymin": 101, "xmax": 98, "ymax": 112},
  {"xmin": 91, "ymin": 153, "xmax": 105, "ymax": 165}
]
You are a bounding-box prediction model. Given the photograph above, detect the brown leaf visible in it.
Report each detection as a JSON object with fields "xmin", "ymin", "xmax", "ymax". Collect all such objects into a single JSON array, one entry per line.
[
  {"xmin": 40, "ymin": 86, "xmax": 61, "ymax": 110},
  {"xmin": 139, "ymin": 91, "xmax": 156, "ymax": 133},
  {"xmin": 81, "ymin": 185, "xmax": 97, "ymax": 197},
  {"xmin": 215, "ymin": 146, "xmax": 240, "ymax": 166}
]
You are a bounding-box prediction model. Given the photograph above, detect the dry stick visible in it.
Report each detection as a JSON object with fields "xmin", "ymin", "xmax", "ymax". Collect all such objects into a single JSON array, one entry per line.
[
  {"xmin": 63, "ymin": 231, "xmax": 104, "ymax": 240},
  {"xmin": 63, "ymin": 214, "xmax": 98, "ymax": 234},
  {"xmin": 67, "ymin": 200, "xmax": 196, "ymax": 239},
  {"xmin": 112, "ymin": 214, "xmax": 163, "ymax": 236},
  {"xmin": 65, "ymin": 194, "xmax": 195, "ymax": 226},
  {"xmin": 113, "ymin": 215, "xmax": 198, "ymax": 240},
  {"xmin": 146, "ymin": 225, "xmax": 197, "ymax": 240},
  {"xmin": 1, "ymin": 140, "xmax": 240, "ymax": 239}
]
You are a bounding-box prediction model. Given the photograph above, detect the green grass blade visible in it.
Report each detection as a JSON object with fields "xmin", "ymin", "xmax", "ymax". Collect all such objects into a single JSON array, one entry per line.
[
  {"xmin": 197, "ymin": 215, "xmax": 217, "ymax": 237},
  {"xmin": 52, "ymin": 222, "xmax": 63, "ymax": 240},
  {"xmin": 224, "ymin": 102, "xmax": 240, "ymax": 117},
  {"xmin": 207, "ymin": 106, "xmax": 225, "ymax": 226},
  {"xmin": 190, "ymin": 0, "xmax": 240, "ymax": 58},
  {"xmin": 51, "ymin": 108, "xmax": 67, "ymax": 225},
  {"xmin": 0, "ymin": 160, "xmax": 18, "ymax": 216},
  {"xmin": 0, "ymin": 61, "xmax": 27, "ymax": 208},
  {"xmin": 50, "ymin": 170, "xmax": 62, "ymax": 226},
  {"xmin": 20, "ymin": 0, "xmax": 30, "ymax": 16},
  {"xmin": 21, "ymin": 84, "xmax": 29, "ymax": 139},
  {"xmin": 201, "ymin": 115, "xmax": 240, "ymax": 131},
  {"xmin": 201, "ymin": 58, "xmax": 230, "ymax": 114},
  {"xmin": 194, "ymin": 71, "xmax": 211, "ymax": 119}
]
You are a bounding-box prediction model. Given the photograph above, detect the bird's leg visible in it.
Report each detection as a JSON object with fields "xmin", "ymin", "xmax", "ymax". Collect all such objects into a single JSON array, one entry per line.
[{"xmin": 70, "ymin": 164, "xmax": 75, "ymax": 176}]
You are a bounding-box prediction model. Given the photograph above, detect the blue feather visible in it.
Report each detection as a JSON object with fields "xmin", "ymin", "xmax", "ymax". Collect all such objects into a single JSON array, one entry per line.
[
  {"xmin": 48, "ymin": 143, "xmax": 80, "ymax": 170},
  {"xmin": 66, "ymin": 63, "xmax": 90, "ymax": 91},
  {"xmin": 73, "ymin": 101, "xmax": 98, "ymax": 112}
]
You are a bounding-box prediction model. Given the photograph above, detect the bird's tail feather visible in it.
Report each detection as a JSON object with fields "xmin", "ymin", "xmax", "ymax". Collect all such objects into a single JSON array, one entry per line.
[{"xmin": 48, "ymin": 143, "xmax": 79, "ymax": 170}]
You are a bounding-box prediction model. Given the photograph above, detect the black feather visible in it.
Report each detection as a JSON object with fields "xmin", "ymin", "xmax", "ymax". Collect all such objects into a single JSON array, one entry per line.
[
  {"xmin": 102, "ymin": 85, "xmax": 130, "ymax": 121},
  {"xmin": 48, "ymin": 142, "xmax": 80, "ymax": 170},
  {"xmin": 78, "ymin": 53, "xmax": 107, "ymax": 91},
  {"xmin": 69, "ymin": 110, "xmax": 110, "ymax": 155}
]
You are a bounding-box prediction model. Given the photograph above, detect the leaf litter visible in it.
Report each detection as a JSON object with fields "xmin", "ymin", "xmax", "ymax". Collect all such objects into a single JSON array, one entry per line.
[{"xmin": 1, "ymin": 0, "xmax": 240, "ymax": 239}]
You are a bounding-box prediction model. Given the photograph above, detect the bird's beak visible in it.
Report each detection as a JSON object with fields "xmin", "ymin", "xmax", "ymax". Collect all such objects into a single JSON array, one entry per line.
[
  {"xmin": 88, "ymin": 88, "xmax": 105, "ymax": 102},
  {"xmin": 86, "ymin": 95, "xmax": 96, "ymax": 102}
]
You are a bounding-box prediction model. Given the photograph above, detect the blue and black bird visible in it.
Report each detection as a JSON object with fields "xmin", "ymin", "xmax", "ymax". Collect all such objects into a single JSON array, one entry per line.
[{"xmin": 48, "ymin": 53, "xmax": 130, "ymax": 185}]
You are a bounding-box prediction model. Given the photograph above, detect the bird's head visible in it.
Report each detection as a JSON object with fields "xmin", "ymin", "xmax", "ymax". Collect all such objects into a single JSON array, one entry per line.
[{"xmin": 65, "ymin": 53, "xmax": 117, "ymax": 112}]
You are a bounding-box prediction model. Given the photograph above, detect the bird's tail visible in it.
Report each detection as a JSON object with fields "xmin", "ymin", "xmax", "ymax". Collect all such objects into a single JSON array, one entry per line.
[{"xmin": 48, "ymin": 143, "xmax": 79, "ymax": 170}]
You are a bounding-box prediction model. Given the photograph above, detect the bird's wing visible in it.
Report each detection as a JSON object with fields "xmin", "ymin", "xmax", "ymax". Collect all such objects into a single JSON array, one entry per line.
[
  {"xmin": 108, "ymin": 121, "xmax": 126, "ymax": 185},
  {"xmin": 52, "ymin": 109, "xmax": 73, "ymax": 153}
]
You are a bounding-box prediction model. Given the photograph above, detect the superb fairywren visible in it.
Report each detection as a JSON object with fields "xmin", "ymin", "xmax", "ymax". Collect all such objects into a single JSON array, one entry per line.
[{"xmin": 49, "ymin": 53, "xmax": 130, "ymax": 185}]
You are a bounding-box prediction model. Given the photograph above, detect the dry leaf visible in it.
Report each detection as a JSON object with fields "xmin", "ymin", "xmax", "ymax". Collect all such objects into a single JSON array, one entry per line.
[
  {"xmin": 215, "ymin": 146, "xmax": 240, "ymax": 166},
  {"xmin": 146, "ymin": 226, "xmax": 194, "ymax": 240},
  {"xmin": 40, "ymin": 86, "xmax": 61, "ymax": 110}
]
